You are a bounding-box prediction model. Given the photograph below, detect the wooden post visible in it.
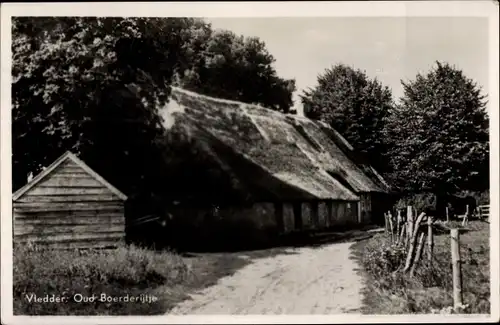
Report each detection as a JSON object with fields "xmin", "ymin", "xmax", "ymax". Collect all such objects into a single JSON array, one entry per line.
[
  {"xmin": 406, "ymin": 206, "xmax": 414, "ymax": 249},
  {"xmin": 396, "ymin": 210, "xmax": 401, "ymax": 243},
  {"xmin": 446, "ymin": 206, "xmax": 449, "ymax": 223},
  {"xmin": 427, "ymin": 216, "xmax": 433, "ymax": 261},
  {"xmin": 451, "ymin": 228, "xmax": 463, "ymax": 310},
  {"xmin": 399, "ymin": 222, "xmax": 406, "ymax": 246},
  {"xmin": 404, "ymin": 212, "xmax": 426, "ymax": 272},
  {"xmin": 388, "ymin": 211, "xmax": 394, "ymax": 243},
  {"xmin": 357, "ymin": 201, "xmax": 362, "ymax": 223},
  {"xmin": 410, "ymin": 230, "xmax": 426, "ymax": 276},
  {"xmin": 462, "ymin": 205, "xmax": 469, "ymax": 227},
  {"xmin": 384, "ymin": 212, "xmax": 388, "ymax": 234}
]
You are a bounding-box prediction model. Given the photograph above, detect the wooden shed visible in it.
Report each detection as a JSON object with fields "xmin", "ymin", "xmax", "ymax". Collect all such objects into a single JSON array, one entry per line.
[{"xmin": 13, "ymin": 151, "xmax": 127, "ymax": 249}]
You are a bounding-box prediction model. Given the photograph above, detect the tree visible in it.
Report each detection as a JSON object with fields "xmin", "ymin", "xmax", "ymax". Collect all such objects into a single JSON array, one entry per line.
[
  {"xmin": 300, "ymin": 64, "xmax": 394, "ymax": 173},
  {"xmin": 178, "ymin": 30, "xmax": 296, "ymax": 113},
  {"xmin": 385, "ymin": 61, "xmax": 489, "ymax": 195},
  {"xmin": 12, "ymin": 17, "xmax": 200, "ymax": 195},
  {"xmin": 12, "ymin": 17, "xmax": 297, "ymax": 198}
]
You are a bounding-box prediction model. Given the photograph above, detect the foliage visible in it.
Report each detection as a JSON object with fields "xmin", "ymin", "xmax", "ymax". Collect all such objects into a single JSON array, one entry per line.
[
  {"xmin": 12, "ymin": 17, "xmax": 296, "ymax": 197},
  {"xmin": 363, "ymin": 241, "xmax": 406, "ymax": 276},
  {"xmin": 178, "ymin": 29, "xmax": 296, "ymax": 113},
  {"xmin": 354, "ymin": 221, "xmax": 490, "ymax": 314},
  {"xmin": 455, "ymin": 189, "xmax": 490, "ymax": 205},
  {"xmin": 12, "ymin": 17, "xmax": 199, "ymax": 195},
  {"xmin": 13, "ymin": 242, "xmax": 252, "ymax": 315},
  {"xmin": 300, "ymin": 64, "xmax": 394, "ymax": 173},
  {"xmin": 385, "ymin": 61, "xmax": 489, "ymax": 194},
  {"xmin": 394, "ymin": 193, "xmax": 438, "ymax": 212},
  {"xmin": 13, "ymin": 243, "xmax": 190, "ymax": 315}
]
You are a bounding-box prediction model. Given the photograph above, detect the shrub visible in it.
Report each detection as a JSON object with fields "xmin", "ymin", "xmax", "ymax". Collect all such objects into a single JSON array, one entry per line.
[
  {"xmin": 394, "ymin": 193, "xmax": 437, "ymax": 213},
  {"xmin": 363, "ymin": 239, "xmax": 406, "ymax": 276},
  {"xmin": 355, "ymin": 221, "xmax": 490, "ymax": 314},
  {"xmin": 13, "ymin": 243, "xmax": 191, "ymax": 315}
]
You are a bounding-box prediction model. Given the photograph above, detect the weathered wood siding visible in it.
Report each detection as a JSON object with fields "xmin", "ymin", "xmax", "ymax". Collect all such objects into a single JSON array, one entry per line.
[
  {"xmin": 301, "ymin": 202, "xmax": 313, "ymax": 229},
  {"xmin": 318, "ymin": 202, "xmax": 328, "ymax": 228},
  {"xmin": 328, "ymin": 201, "xmax": 359, "ymax": 226},
  {"xmin": 359, "ymin": 193, "xmax": 372, "ymax": 224},
  {"xmin": 13, "ymin": 159, "xmax": 125, "ymax": 249},
  {"xmin": 274, "ymin": 199, "xmax": 361, "ymax": 234},
  {"xmin": 282, "ymin": 203, "xmax": 295, "ymax": 232}
]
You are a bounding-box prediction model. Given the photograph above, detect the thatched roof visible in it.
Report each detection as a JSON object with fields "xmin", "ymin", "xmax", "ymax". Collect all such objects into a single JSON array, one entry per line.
[{"xmin": 157, "ymin": 87, "xmax": 389, "ymax": 205}]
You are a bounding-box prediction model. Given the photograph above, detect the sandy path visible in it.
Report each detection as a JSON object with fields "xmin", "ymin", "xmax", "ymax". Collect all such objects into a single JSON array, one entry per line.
[{"xmin": 169, "ymin": 241, "xmax": 364, "ymax": 315}]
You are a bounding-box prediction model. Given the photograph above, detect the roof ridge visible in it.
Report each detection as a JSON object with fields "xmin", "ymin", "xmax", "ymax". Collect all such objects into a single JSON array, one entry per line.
[{"xmin": 171, "ymin": 86, "xmax": 313, "ymax": 123}]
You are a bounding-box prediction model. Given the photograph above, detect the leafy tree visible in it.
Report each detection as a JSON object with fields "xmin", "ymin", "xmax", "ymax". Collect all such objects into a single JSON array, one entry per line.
[
  {"xmin": 385, "ymin": 61, "xmax": 489, "ymax": 195},
  {"xmin": 179, "ymin": 29, "xmax": 296, "ymax": 113},
  {"xmin": 12, "ymin": 17, "xmax": 297, "ymax": 199},
  {"xmin": 300, "ymin": 64, "xmax": 394, "ymax": 173},
  {"xmin": 12, "ymin": 17, "xmax": 201, "ymax": 195}
]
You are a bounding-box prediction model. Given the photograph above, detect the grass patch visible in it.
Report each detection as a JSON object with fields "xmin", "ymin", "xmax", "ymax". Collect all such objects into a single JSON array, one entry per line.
[
  {"xmin": 13, "ymin": 243, "xmax": 250, "ymax": 315},
  {"xmin": 351, "ymin": 221, "xmax": 490, "ymax": 314}
]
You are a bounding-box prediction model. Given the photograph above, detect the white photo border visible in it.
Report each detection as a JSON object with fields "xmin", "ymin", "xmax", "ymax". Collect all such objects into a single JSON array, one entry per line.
[{"xmin": 1, "ymin": 1, "xmax": 498, "ymax": 324}]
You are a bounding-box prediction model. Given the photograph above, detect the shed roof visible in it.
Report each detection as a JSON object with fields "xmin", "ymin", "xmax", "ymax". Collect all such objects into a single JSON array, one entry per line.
[{"xmin": 13, "ymin": 151, "xmax": 128, "ymax": 201}]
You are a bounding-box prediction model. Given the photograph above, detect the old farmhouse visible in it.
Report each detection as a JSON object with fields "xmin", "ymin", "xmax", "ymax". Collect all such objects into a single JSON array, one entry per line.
[
  {"xmin": 13, "ymin": 151, "xmax": 127, "ymax": 249},
  {"xmin": 129, "ymin": 87, "xmax": 392, "ymax": 250},
  {"xmin": 12, "ymin": 88, "xmax": 391, "ymax": 251}
]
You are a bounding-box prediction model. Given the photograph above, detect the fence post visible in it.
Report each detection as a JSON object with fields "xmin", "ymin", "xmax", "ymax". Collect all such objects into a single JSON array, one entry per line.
[
  {"xmin": 406, "ymin": 206, "xmax": 414, "ymax": 249},
  {"xmin": 388, "ymin": 211, "xmax": 394, "ymax": 243},
  {"xmin": 446, "ymin": 206, "xmax": 449, "ymax": 223},
  {"xmin": 451, "ymin": 228, "xmax": 463, "ymax": 310},
  {"xmin": 410, "ymin": 230, "xmax": 426, "ymax": 276},
  {"xmin": 462, "ymin": 205, "xmax": 469, "ymax": 227},
  {"xmin": 404, "ymin": 212, "xmax": 426, "ymax": 272},
  {"xmin": 396, "ymin": 210, "xmax": 401, "ymax": 243},
  {"xmin": 427, "ymin": 216, "xmax": 433, "ymax": 261},
  {"xmin": 399, "ymin": 223, "xmax": 406, "ymax": 246}
]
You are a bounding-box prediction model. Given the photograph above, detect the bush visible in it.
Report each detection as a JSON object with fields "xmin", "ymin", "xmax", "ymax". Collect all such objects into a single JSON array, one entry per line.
[
  {"xmin": 355, "ymin": 221, "xmax": 490, "ymax": 314},
  {"xmin": 394, "ymin": 190, "xmax": 489, "ymax": 215},
  {"xmin": 456, "ymin": 190, "xmax": 490, "ymax": 205},
  {"xmin": 13, "ymin": 243, "xmax": 191, "ymax": 315},
  {"xmin": 394, "ymin": 193, "xmax": 437, "ymax": 213},
  {"xmin": 363, "ymin": 240, "xmax": 406, "ymax": 276}
]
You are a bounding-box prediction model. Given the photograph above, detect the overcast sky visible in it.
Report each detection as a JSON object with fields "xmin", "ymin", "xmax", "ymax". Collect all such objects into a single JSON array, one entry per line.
[{"xmin": 207, "ymin": 17, "xmax": 489, "ymax": 115}]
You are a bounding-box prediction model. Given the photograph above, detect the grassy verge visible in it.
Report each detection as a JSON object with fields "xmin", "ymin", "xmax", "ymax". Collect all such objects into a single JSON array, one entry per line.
[
  {"xmin": 351, "ymin": 221, "xmax": 490, "ymax": 314},
  {"xmin": 13, "ymin": 243, "xmax": 250, "ymax": 315}
]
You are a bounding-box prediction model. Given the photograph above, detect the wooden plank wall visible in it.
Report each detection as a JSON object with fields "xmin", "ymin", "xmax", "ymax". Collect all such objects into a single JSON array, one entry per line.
[
  {"xmin": 318, "ymin": 202, "xmax": 329, "ymax": 228},
  {"xmin": 357, "ymin": 193, "xmax": 372, "ymax": 224},
  {"xmin": 13, "ymin": 159, "xmax": 125, "ymax": 249},
  {"xmin": 278, "ymin": 200, "xmax": 360, "ymax": 233}
]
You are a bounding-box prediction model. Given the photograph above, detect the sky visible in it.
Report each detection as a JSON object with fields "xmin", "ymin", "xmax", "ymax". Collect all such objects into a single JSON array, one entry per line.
[{"xmin": 206, "ymin": 17, "xmax": 489, "ymax": 115}]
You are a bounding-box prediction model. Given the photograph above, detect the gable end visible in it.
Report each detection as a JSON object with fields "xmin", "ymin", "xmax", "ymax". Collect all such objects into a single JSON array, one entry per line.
[{"xmin": 13, "ymin": 152, "xmax": 127, "ymax": 201}]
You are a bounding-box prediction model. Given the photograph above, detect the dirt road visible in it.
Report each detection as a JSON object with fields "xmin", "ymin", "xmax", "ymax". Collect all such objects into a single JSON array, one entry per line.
[{"xmin": 170, "ymin": 241, "xmax": 364, "ymax": 314}]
